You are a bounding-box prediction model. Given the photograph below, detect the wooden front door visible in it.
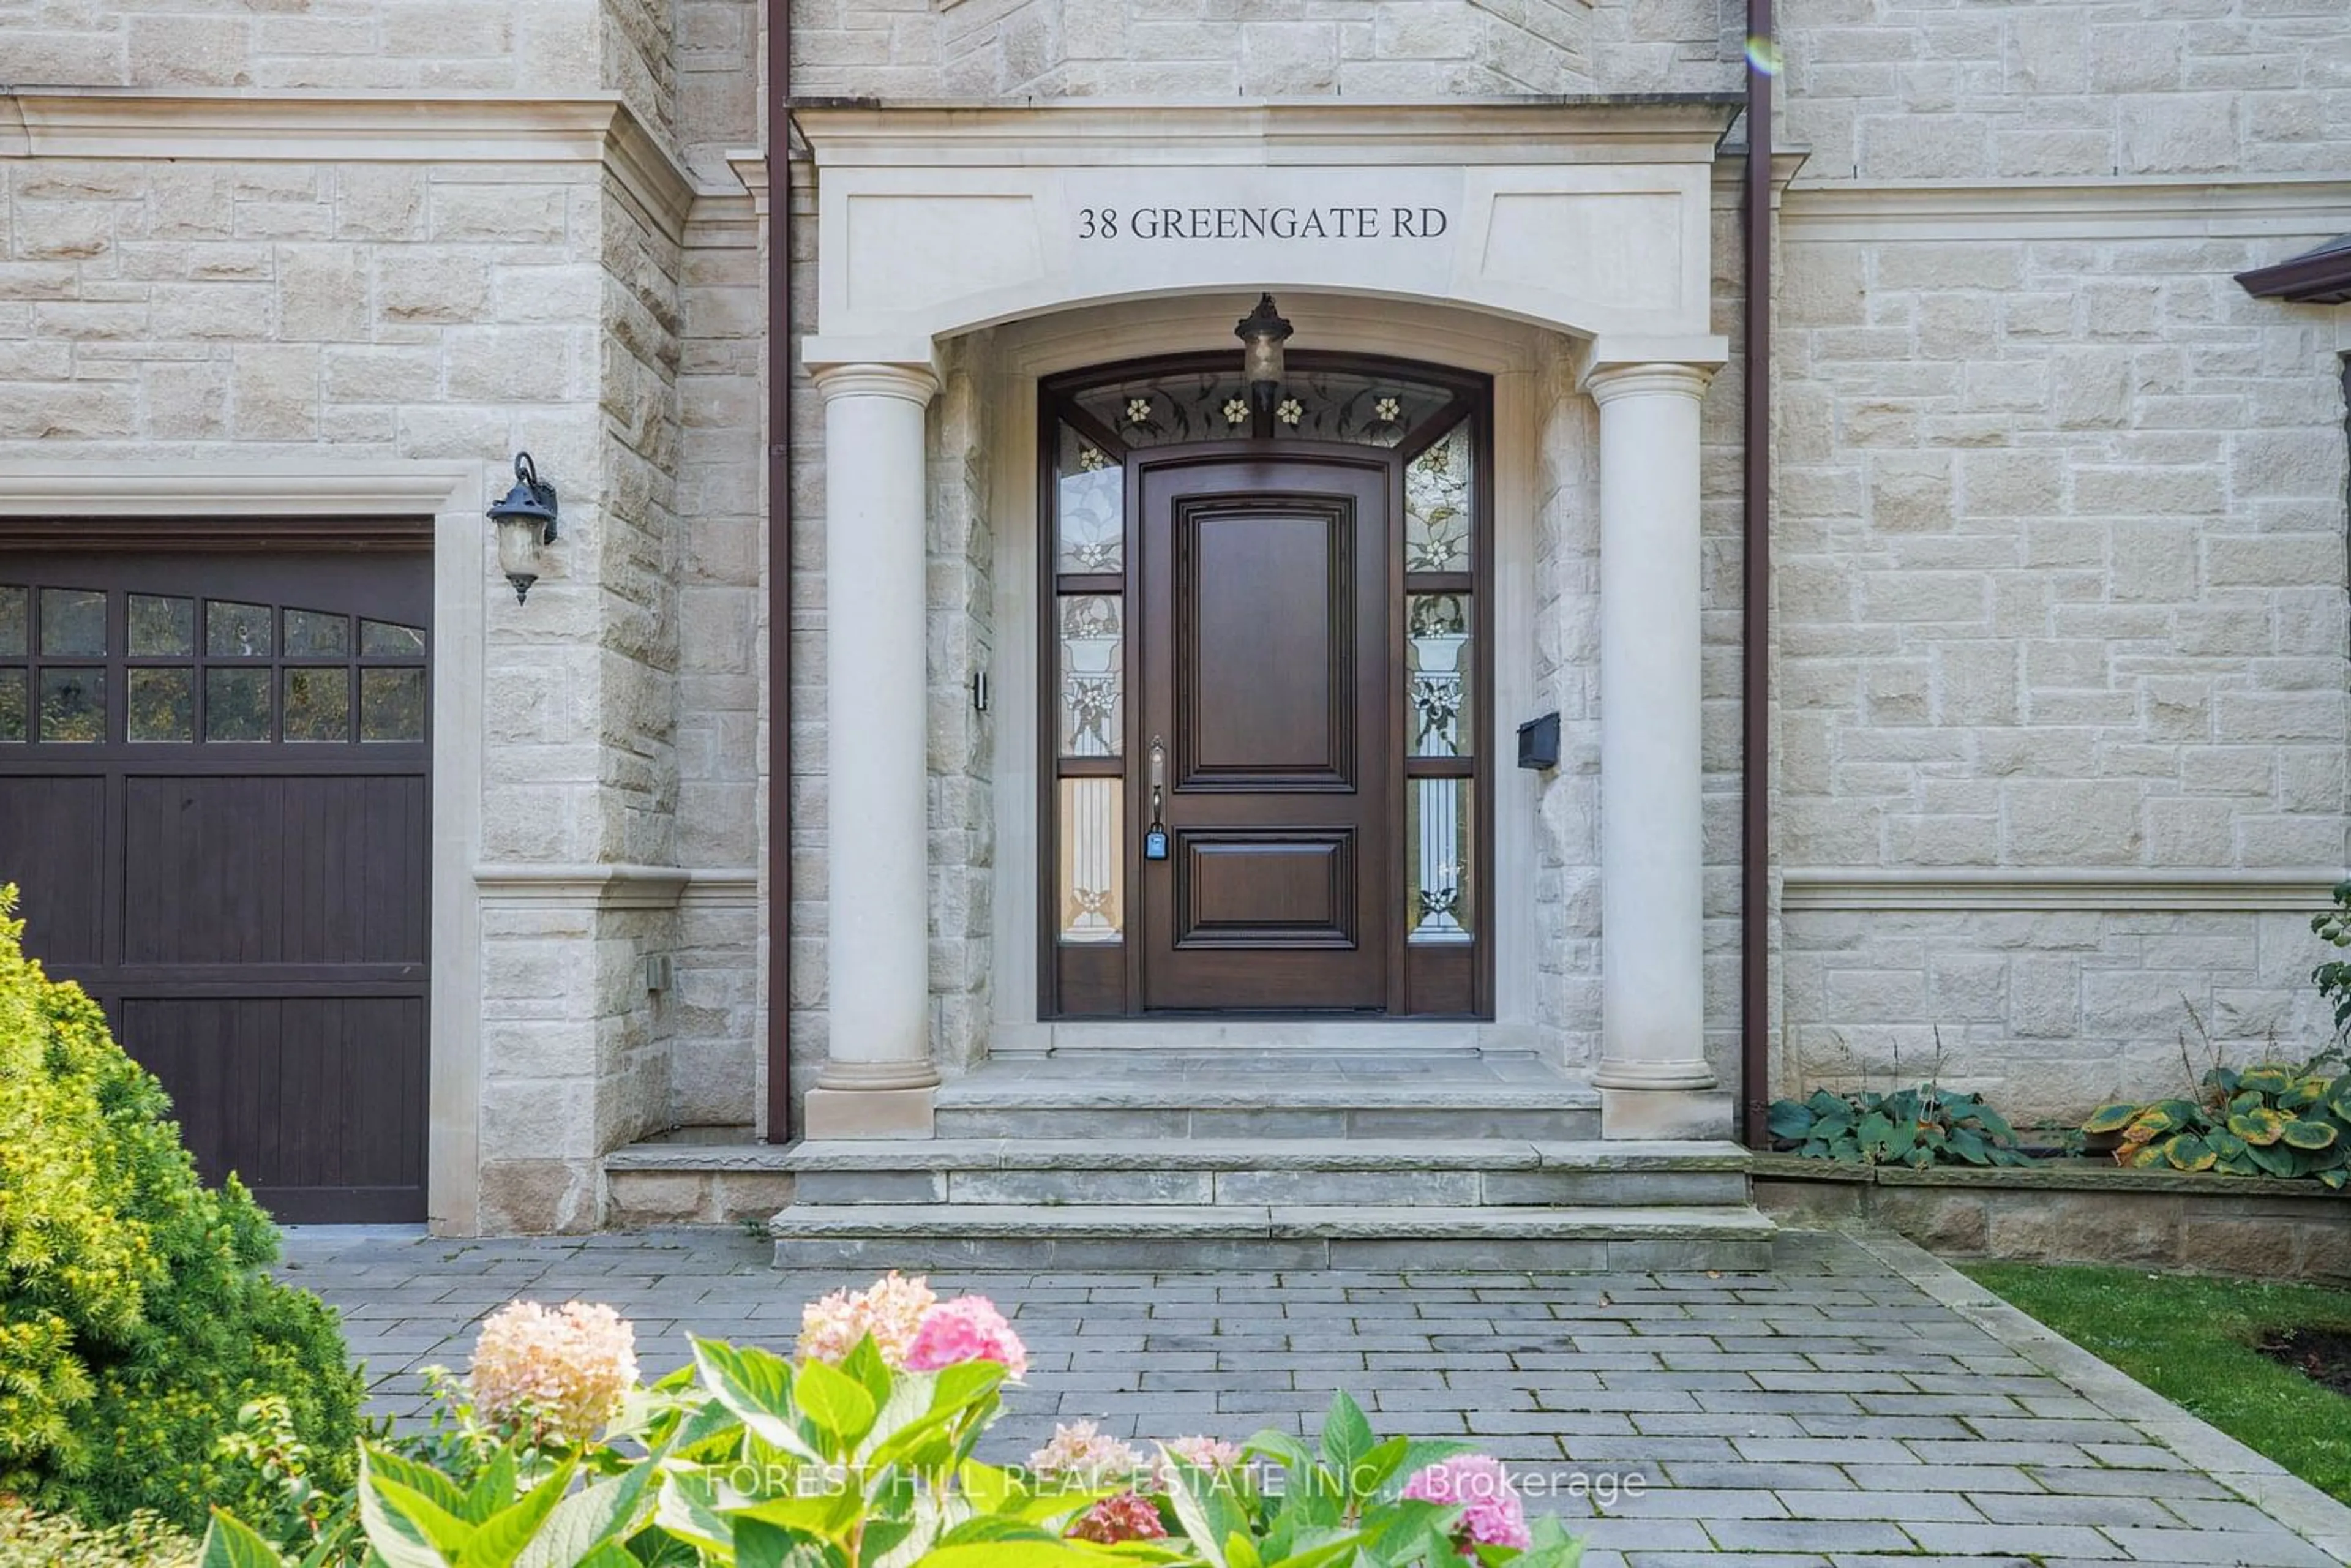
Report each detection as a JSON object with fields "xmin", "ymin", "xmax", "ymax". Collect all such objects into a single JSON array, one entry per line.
[
  {"xmin": 0, "ymin": 545, "xmax": 432, "ymax": 1223},
  {"xmin": 1136, "ymin": 452, "xmax": 1392, "ymax": 1010},
  {"xmin": 1041, "ymin": 353, "xmax": 1492, "ymax": 1019}
]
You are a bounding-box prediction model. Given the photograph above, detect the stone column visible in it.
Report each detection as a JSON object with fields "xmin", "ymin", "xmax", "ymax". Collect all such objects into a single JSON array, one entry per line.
[
  {"xmin": 1586, "ymin": 360, "xmax": 1725, "ymax": 1140},
  {"xmin": 804, "ymin": 360, "xmax": 941, "ymax": 1138}
]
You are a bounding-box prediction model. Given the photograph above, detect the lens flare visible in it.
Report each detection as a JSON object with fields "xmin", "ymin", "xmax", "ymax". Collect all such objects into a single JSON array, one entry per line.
[{"xmin": 1745, "ymin": 35, "xmax": 1784, "ymax": 76}]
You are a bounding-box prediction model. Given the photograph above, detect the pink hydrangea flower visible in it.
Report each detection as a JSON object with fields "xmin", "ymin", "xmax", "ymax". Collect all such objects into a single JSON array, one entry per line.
[
  {"xmin": 1031, "ymin": 1421, "xmax": 1144, "ymax": 1488},
  {"xmin": 466, "ymin": 1299, "xmax": 638, "ymax": 1446},
  {"xmin": 1154, "ymin": 1435, "xmax": 1243, "ymax": 1487},
  {"xmin": 1066, "ymin": 1491, "xmax": 1168, "ymax": 1544},
  {"xmin": 1402, "ymin": 1454, "xmax": 1531, "ymax": 1552},
  {"xmin": 796, "ymin": 1272, "xmax": 937, "ymax": 1368},
  {"xmin": 903, "ymin": 1294, "xmax": 1029, "ymax": 1379}
]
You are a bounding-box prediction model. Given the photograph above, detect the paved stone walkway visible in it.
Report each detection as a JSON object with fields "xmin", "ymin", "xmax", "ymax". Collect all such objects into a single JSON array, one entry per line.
[{"xmin": 279, "ymin": 1225, "xmax": 2351, "ymax": 1566}]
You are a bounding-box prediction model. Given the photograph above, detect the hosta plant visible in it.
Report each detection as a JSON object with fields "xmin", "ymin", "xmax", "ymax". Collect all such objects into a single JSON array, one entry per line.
[
  {"xmin": 1766, "ymin": 1084, "xmax": 2031, "ymax": 1169},
  {"xmin": 197, "ymin": 1274, "xmax": 1586, "ymax": 1567},
  {"xmin": 2083, "ymin": 1057, "xmax": 2351, "ymax": 1188}
]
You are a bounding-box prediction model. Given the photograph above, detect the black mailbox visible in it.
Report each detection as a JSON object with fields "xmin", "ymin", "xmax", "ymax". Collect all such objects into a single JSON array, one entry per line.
[{"xmin": 1516, "ymin": 711, "xmax": 1561, "ymax": 770}]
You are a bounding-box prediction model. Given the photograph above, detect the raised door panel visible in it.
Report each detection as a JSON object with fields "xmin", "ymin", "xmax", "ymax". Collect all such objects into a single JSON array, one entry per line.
[
  {"xmin": 0, "ymin": 776, "xmax": 105, "ymax": 966},
  {"xmin": 1176, "ymin": 830, "xmax": 1355, "ymax": 947},
  {"xmin": 1179, "ymin": 505, "xmax": 1352, "ymax": 789}
]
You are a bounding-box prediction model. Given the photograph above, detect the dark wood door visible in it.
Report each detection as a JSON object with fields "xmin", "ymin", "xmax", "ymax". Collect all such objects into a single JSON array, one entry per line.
[
  {"xmin": 0, "ymin": 549, "xmax": 431, "ymax": 1223},
  {"xmin": 1136, "ymin": 452, "xmax": 1392, "ymax": 1010}
]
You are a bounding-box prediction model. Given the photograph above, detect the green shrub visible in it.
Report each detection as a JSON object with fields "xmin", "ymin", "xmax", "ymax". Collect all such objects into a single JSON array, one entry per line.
[
  {"xmin": 0, "ymin": 888, "xmax": 363, "ymax": 1531},
  {"xmin": 1767, "ymin": 1084, "xmax": 2031, "ymax": 1168},
  {"xmin": 0, "ymin": 1501, "xmax": 196, "ymax": 1568}
]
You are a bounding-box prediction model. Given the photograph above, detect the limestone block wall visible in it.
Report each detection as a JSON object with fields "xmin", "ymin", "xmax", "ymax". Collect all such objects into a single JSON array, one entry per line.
[
  {"xmin": 1532, "ymin": 334, "xmax": 1604, "ymax": 1070},
  {"xmin": 1777, "ymin": 0, "xmax": 2349, "ymax": 185},
  {"xmin": 927, "ymin": 339, "xmax": 997, "ymax": 1077},
  {"xmin": 792, "ymin": 0, "xmax": 1603, "ymax": 97},
  {"xmin": 667, "ymin": 0, "xmax": 767, "ymax": 1131},
  {"xmin": 1769, "ymin": 0, "xmax": 2351, "ymax": 1121}
]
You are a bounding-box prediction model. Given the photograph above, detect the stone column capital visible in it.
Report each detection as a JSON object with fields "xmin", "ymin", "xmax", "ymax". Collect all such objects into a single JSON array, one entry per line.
[
  {"xmin": 809, "ymin": 360, "xmax": 940, "ymax": 406},
  {"xmin": 1580, "ymin": 359, "xmax": 1717, "ymax": 405}
]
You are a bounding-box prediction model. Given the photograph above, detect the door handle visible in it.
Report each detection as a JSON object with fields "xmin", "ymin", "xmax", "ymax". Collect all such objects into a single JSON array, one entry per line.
[{"xmin": 1145, "ymin": 738, "xmax": 1169, "ymax": 860}]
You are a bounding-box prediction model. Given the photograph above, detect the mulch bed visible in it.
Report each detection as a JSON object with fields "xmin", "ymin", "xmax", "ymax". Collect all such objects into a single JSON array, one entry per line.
[{"xmin": 2255, "ymin": 1326, "xmax": 2351, "ymax": 1397}]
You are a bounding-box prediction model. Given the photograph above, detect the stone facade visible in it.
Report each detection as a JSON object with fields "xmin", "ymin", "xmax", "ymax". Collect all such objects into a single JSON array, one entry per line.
[{"xmin": 1, "ymin": 0, "xmax": 2346, "ymax": 1229}]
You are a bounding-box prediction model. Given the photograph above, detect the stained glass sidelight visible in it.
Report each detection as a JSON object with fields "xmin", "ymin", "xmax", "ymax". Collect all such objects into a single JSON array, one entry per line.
[
  {"xmin": 206, "ymin": 668, "xmax": 271, "ymax": 741},
  {"xmin": 1406, "ymin": 422, "xmax": 1474, "ymax": 572},
  {"xmin": 39, "ymin": 668, "xmax": 104, "ymax": 743},
  {"xmin": 1407, "ymin": 595, "xmax": 1472, "ymax": 757},
  {"xmin": 1058, "ymin": 595, "xmax": 1123, "ymax": 757},
  {"xmin": 42, "ymin": 589, "xmax": 105, "ymax": 657},
  {"xmin": 1057, "ymin": 777, "xmax": 1122, "ymax": 943},
  {"xmin": 127, "ymin": 668, "xmax": 195, "ymax": 742},
  {"xmin": 1406, "ymin": 778, "xmax": 1474, "ymax": 943},
  {"xmin": 208, "ymin": 601, "xmax": 272, "ymax": 658},
  {"xmin": 128, "ymin": 595, "xmax": 195, "ymax": 657},
  {"xmin": 1054, "ymin": 424, "xmax": 1125, "ymax": 575}
]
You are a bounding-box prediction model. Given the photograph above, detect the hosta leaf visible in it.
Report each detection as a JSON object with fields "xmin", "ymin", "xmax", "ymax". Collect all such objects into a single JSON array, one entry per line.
[
  {"xmin": 2121, "ymin": 1122, "xmax": 2162, "ymax": 1147},
  {"xmin": 2164, "ymin": 1134, "xmax": 2217, "ymax": 1172},
  {"xmin": 2082, "ymin": 1103, "xmax": 2140, "ymax": 1135},
  {"xmin": 2283, "ymin": 1119, "xmax": 2338, "ymax": 1150},
  {"xmin": 2229, "ymin": 1108, "xmax": 2289, "ymax": 1147},
  {"xmin": 1766, "ymin": 1100, "xmax": 1816, "ymax": 1141},
  {"xmin": 2241, "ymin": 1067, "xmax": 2295, "ymax": 1097},
  {"xmin": 2322, "ymin": 1169, "xmax": 2347, "ymax": 1190},
  {"xmin": 2124, "ymin": 1142, "xmax": 2169, "ymax": 1169},
  {"xmin": 2248, "ymin": 1140, "xmax": 2297, "ymax": 1178}
]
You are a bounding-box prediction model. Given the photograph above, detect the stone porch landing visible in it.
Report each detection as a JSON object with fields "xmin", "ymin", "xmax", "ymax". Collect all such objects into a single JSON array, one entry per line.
[{"xmin": 764, "ymin": 1051, "xmax": 1774, "ymax": 1271}]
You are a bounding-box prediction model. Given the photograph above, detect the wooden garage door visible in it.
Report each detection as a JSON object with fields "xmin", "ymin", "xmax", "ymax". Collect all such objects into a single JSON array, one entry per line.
[{"xmin": 0, "ymin": 550, "xmax": 431, "ymax": 1223}]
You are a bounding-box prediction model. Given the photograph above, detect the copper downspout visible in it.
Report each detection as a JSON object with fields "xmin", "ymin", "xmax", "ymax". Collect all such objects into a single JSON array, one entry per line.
[
  {"xmin": 1740, "ymin": 0, "xmax": 1775, "ymax": 1149},
  {"xmin": 763, "ymin": 0, "xmax": 794, "ymax": 1142}
]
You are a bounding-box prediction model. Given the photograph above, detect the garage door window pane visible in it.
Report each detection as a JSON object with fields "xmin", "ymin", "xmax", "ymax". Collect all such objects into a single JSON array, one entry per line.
[
  {"xmin": 206, "ymin": 668, "xmax": 271, "ymax": 741},
  {"xmin": 127, "ymin": 669, "xmax": 195, "ymax": 742},
  {"xmin": 0, "ymin": 588, "xmax": 25, "ymax": 658},
  {"xmin": 361, "ymin": 620, "xmax": 426, "ymax": 657},
  {"xmin": 208, "ymin": 601, "xmax": 272, "ymax": 658},
  {"xmin": 0, "ymin": 670, "xmax": 23, "ymax": 741},
  {"xmin": 360, "ymin": 667, "xmax": 425, "ymax": 741},
  {"xmin": 284, "ymin": 667, "xmax": 350, "ymax": 742},
  {"xmin": 284, "ymin": 609, "xmax": 350, "ymax": 657},
  {"xmin": 39, "ymin": 669, "xmax": 104, "ymax": 742},
  {"xmin": 129, "ymin": 595, "xmax": 195, "ymax": 657},
  {"xmin": 42, "ymin": 590, "xmax": 105, "ymax": 658}
]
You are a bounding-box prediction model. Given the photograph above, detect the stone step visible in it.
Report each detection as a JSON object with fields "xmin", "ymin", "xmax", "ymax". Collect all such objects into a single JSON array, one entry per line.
[
  {"xmin": 769, "ymin": 1203, "xmax": 1775, "ymax": 1272},
  {"xmin": 782, "ymin": 1138, "xmax": 1748, "ymax": 1208},
  {"xmin": 931, "ymin": 1075, "xmax": 1600, "ymax": 1141}
]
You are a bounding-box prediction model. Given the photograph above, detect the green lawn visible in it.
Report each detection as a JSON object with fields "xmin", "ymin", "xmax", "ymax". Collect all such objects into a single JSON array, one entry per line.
[{"xmin": 1963, "ymin": 1262, "xmax": 2351, "ymax": 1504}]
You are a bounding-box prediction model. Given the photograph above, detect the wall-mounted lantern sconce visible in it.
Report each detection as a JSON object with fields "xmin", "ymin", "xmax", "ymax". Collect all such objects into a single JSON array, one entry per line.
[
  {"xmin": 1235, "ymin": 293, "xmax": 1293, "ymax": 424},
  {"xmin": 486, "ymin": 451, "xmax": 559, "ymax": 603}
]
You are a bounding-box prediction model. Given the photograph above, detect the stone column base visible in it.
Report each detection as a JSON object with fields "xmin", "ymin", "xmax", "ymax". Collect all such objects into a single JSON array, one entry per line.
[
  {"xmin": 1601, "ymin": 1086, "xmax": 1733, "ymax": 1141},
  {"xmin": 803, "ymin": 1085, "xmax": 937, "ymax": 1140}
]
